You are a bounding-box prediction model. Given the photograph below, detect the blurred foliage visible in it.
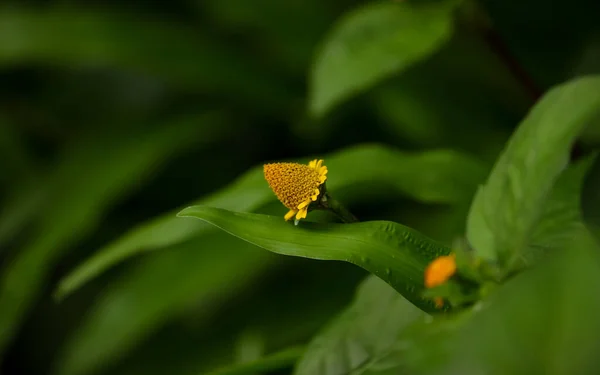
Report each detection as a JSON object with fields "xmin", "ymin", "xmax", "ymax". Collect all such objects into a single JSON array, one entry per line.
[{"xmin": 0, "ymin": 0, "xmax": 599, "ymax": 375}]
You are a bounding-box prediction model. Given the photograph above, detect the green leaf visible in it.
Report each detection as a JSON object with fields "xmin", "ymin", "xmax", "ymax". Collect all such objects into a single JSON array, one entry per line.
[
  {"xmin": 294, "ymin": 275, "xmax": 427, "ymax": 375},
  {"xmin": 524, "ymin": 154, "xmax": 595, "ymax": 264},
  {"xmin": 201, "ymin": 0, "xmax": 337, "ymax": 74},
  {"xmin": 54, "ymin": 233, "xmax": 275, "ymax": 375},
  {"xmin": 205, "ymin": 346, "xmax": 305, "ymax": 375},
  {"xmin": 403, "ymin": 230, "xmax": 600, "ymax": 375},
  {"xmin": 0, "ymin": 113, "xmax": 229, "ymax": 357},
  {"xmin": 0, "ymin": 7, "xmax": 290, "ymax": 108},
  {"xmin": 493, "ymin": 154, "xmax": 595, "ymax": 270},
  {"xmin": 177, "ymin": 206, "xmax": 451, "ymax": 312},
  {"xmin": 582, "ymin": 156, "xmax": 600, "ymax": 238},
  {"xmin": 371, "ymin": 31, "xmax": 528, "ymax": 163},
  {"xmin": 0, "ymin": 115, "xmax": 36, "ymax": 187},
  {"xmin": 354, "ymin": 230, "xmax": 600, "ymax": 375},
  {"xmin": 309, "ymin": 0, "xmax": 458, "ymax": 117},
  {"xmin": 466, "ymin": 75, "xmax": 600, "ymax": 266},
  {"xmin": 56, "ymin": 144, "xmax": 487, "ymax": 299}
]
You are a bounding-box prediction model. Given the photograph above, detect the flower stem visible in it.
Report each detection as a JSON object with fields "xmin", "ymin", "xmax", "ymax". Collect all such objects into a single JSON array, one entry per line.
[{"xmin": 321, "ymin": 193, "xmax": 359, "ymax": 223}]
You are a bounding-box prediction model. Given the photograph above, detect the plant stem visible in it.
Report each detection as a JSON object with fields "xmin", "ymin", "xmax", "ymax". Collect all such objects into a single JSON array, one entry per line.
[
  {"xmin": 481, "ymin": 27, "xmax": 542, "ymax": 101},
  {"xmin": 322, "ymin": 193, "xmax": 359, "ymax": 223},
  {"xmin": 464, "ymin": 1, "xmax": 542, "ymax": 102}
]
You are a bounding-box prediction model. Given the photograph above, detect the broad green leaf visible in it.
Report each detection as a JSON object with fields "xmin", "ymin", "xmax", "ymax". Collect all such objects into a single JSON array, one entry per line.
[
  {"xmin": 205, "ymin": 346, "xmax": 305, "ymax": 375},
  {"xmin": 355, "ymin": 230, "xmax": 600, "ymax": 375},
  {"xmin": 525, "ymin": 155, "xmax": 595, "ymax": 263},
  {"xmin": 0, "ymin": 8, "xmax": 290, "ymax": 108},
  {"xmin": 466, "ymin": 75, "xmax": 600, "ymax": 266},
  {"xmin": 402, "ymin": 229, "xmax": 600, "ymax": 375},
  {"xmin": 57, "ymin": 144, "xmax": 487, "ymax": 299},
  {"xmin": 309, "ymin": 0, "xmax": 458, "ymax": 117},
  {"xmin": 294, "ymin": 275, "xmax": 427, "ymax": 375},
  {"xmin": 582, "ymin": 156, "xmax": 600, "ymax": 237},
  {"xmin": 177, "ymin": 206, "xmax": 451, "ymax": 312},
  {"xmin": 54, "ymin": 233, "xmax": 275, "ymax": 375},
  {"xmin": 0, "ymin": 113, "xmax": 229, "ymax": 357}
]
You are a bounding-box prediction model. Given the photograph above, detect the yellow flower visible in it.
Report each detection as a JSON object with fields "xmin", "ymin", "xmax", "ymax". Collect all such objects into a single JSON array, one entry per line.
[
  {"xmin": 424, "ymin": 253, "xmax": 456, "ymax": 309},
  {"xmin": 424, "ymin": 253, "xmax": 456, "ymax": 288},
  {"xmin": 263, "ymin": 159, "xmax": 328, "ymax": 221}
]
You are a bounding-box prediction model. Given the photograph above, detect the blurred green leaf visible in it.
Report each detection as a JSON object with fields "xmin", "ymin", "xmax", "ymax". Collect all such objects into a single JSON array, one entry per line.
[
  {"xmin": 177, "ymin": 206, "xmax": 451, "ymax": 312},
  {"xmin": 54, "ymin": 233, "xmax": 275, "ymax": 375},
  {"xmin": 309, "ymin": 0, "xmax": 458, "ymax": 117},
  {"xmin": 0, "ymin": 113, "xmax": 229, "ymax": 357},
  {"xmin": 582, "ymin": 156, "xmax": 600, "ymax": 237},
  {"xmin": 205, "ymin": 346, "xmax": 304, "ymax": 375},
  {"xmin": 466, "ymin": 75, "xmax": 600, "ymax": 266},
  {"xmin": 524, "ymin": 154, "xmax": 595, "ymax": 264},
  {"xmin": 371, "ymin": 31, "xmax": 528, "ymax": 162},
  {"xmin": 0, "ymin": 115, "xmax": 36, "ymax": 186},
  {"xmin": 0, "ymin": 183, "xmax": 44, "ymax": 246},
  {"xmin": 200, "ymin": 0, "xmax": 336, "ymax": 74},
  {"xmin": 0, "ymin": 7, "xmax": 290, "ymax": 108},
  {"xmin": 57, "ymin": 144, "xmax": 487, "ymax": 299},
  {"xmin": 400, "ymin": 230, "xmax": 600, "ymax": 375},
  {"xmin": 294, "ymin": 275, "xmax": 426, "ymax": 375},
  {"xmin": 93, "ymin": 255, "xmax": 363, "ymax": 375}
]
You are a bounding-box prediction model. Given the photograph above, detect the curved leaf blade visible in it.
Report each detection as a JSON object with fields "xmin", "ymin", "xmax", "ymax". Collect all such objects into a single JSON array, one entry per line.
[
  {"xmin": 525, "ymin": 155, "xmax": 595, "ymax": 261},
  {"xmin": 177, "ymin": 206, "xmax": 451, "ymax": 312},
  {"xmin": 310, "ymin": 0, "xmax": 458, "ymax": 117},
  {"xmin": 57, "ymin": 144, "xmax": 486, "ymax": 299},
  {"xmin": 466, "ymin": 75, "xmax": 600, "ymax": 265}
]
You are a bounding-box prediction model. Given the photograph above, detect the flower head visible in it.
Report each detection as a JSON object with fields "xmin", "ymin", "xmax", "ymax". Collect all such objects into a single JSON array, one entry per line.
[
  {"xmin": 424, "ymin": 253, "xmax": 456, "ymax": 288},
  {"xmin": 424, "ymin": 253, "xmax": 456, "ymax": 309},
  {"xmin": 264, "ymin": 159, "xmax": 328, "ymax": 221}
]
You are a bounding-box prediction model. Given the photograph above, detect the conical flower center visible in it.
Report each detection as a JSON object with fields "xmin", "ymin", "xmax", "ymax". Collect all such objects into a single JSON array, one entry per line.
[{"xmin": 264, "ymin": 163, "xmax": 322, "ymax": 210}]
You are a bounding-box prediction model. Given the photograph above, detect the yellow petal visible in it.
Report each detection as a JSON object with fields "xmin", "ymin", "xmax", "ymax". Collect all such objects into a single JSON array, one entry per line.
[
  {"xmin": 296, "ymin": 208, "xmax": 307, "ymax": 220},
  {"xmin": 311, "ymin": 188, "xmax": 320, "ymax": 201},
  {"xmin": 298, "ymin": 200, "xmax": 310, "ymax": 209},
  {"xmin": 284, "ymin": 210, "xmax": 297, "ymax": 221},
  {"xmin": 309, "ymin": 160, "xmax": 317, "ymax": 169}
]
